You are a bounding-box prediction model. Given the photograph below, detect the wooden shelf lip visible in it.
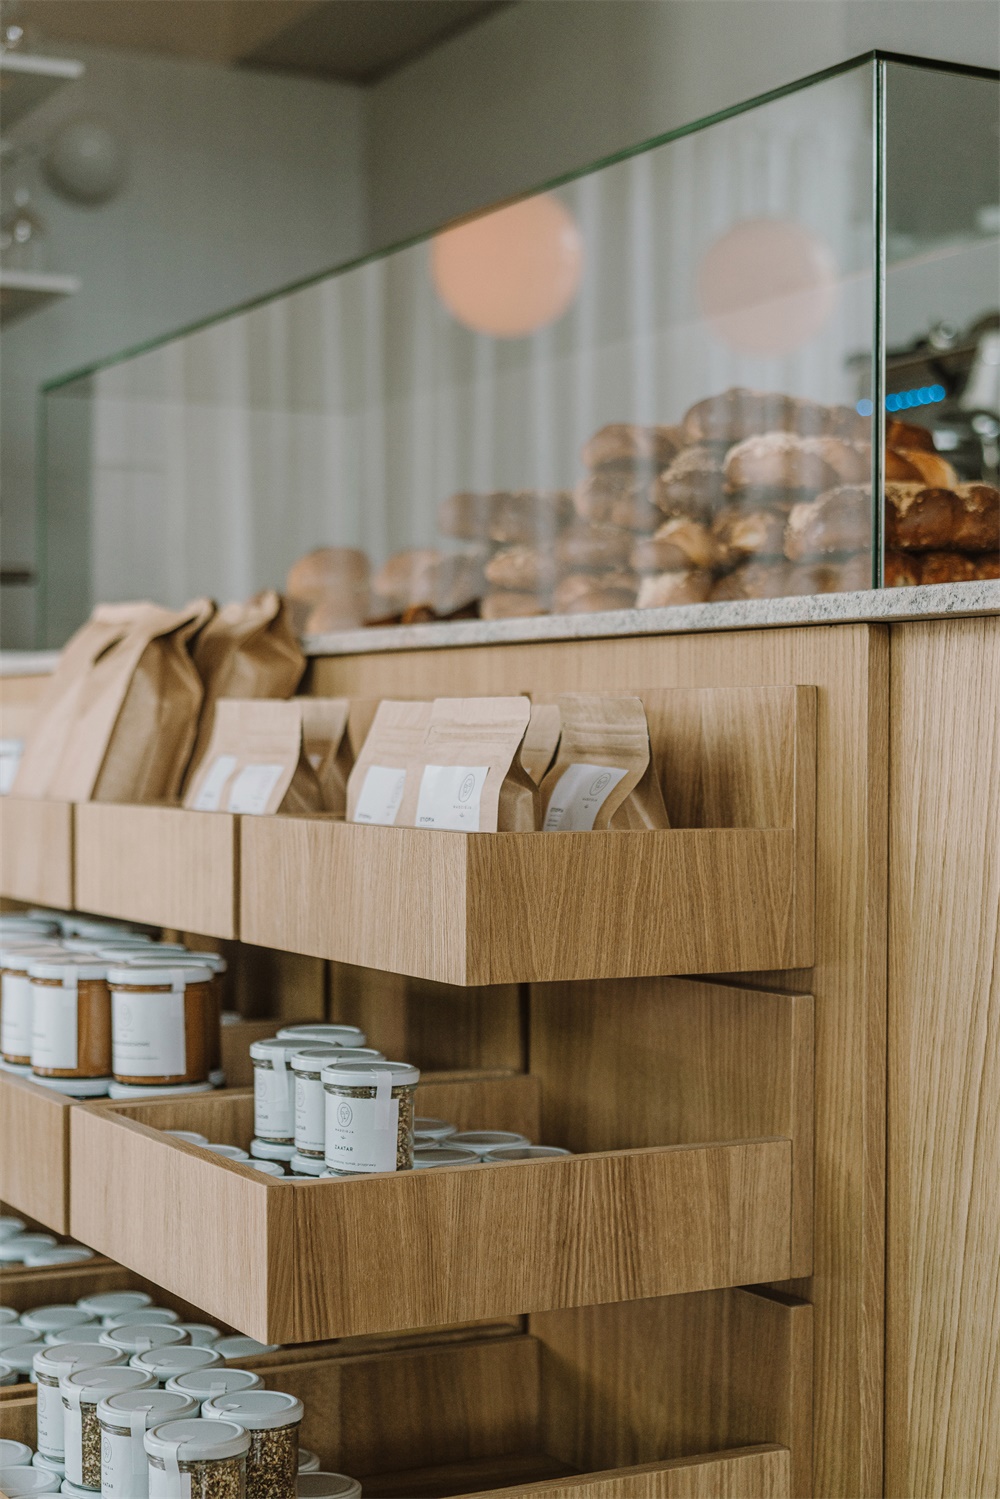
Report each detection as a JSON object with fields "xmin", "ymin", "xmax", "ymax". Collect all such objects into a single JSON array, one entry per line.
[
  {"xmin": 459, "ymin": 1445, "xmax": 791, "ymax": 1499},
  {"xmin": 0, "ymin": 1068, "xmax": 75, "ymax": 1233},
  {"xmin": 74, "ymin": 802, "xmax": 239, "ymax": 939},
  {"xmin": 0, "ymin": 794, "xmax": 74, "ymax": 908},
  {"xmin": 69, "ymin": 1083, "xmax": 795, "ymax": 1344}
]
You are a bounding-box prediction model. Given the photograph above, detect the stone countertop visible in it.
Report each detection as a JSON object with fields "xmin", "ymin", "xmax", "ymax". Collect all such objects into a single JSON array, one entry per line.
[{"xmin": 303, "ymin": 579, "xmax": 1000, "ymax": 657}]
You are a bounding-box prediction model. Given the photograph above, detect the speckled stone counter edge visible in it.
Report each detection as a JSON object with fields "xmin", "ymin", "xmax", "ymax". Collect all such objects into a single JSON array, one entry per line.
[{"xmin": 302, "ymin": 579, "xmax": 1000, "ymax": 658}]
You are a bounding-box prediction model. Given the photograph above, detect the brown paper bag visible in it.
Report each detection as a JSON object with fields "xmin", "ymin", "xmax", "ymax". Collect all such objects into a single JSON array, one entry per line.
[
  {"xmin": 520, "ymin": 698, "xmax": 562, "ymax": 785},
  {"xmin": 539, "ymin": 694, "xmax": 670, "ymax": 831},
  {"xmin": 183, "ymin": 590, "xmax": 305, "ymax": 794},
  {"xmin": 346, "ymin": 700, "xmax": 433, "ymax": 826},
  {"xmin": 183, "ymin": 698, "xmax": 322, "ymax": 815},
  {"xmin": 299, "ymin": 698, "xmax": 353, "ymax": 814}
]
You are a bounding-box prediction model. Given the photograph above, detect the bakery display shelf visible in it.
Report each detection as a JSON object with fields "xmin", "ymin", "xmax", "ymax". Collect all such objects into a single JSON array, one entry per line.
[
  {"xmin": 0, "ymin": 51, "xmax": 83, "ymax": 127},
  {"xmin": 0, "ymin": 795, "xmax": 74, "ymax": 908},
  {"xmin": 0, "ymin": 1068, "xmax": 79, "ymax": 1233},
  {"xmin": 74, "ymin": 802, "xmax": 239, "ymax": 939},
  {"xmin": 241, "ymin": 684, "xmax": 816, "ymax": 985},
  {"xmin": 69, "ymin": 1065, "xmax": 805, "ymax": 1345}
]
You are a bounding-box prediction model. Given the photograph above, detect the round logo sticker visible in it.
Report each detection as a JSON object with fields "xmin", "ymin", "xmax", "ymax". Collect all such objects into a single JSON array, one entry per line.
[
  {"xmin": 458, "ymin": 773, "xmax": 476, "ymax": 803},
  {"xmin": 337, "ymin": 1101, "xmax": 353, "ymax": 1127},
  {"xmin": 589, "ymin": 772, "xmax": 612, "ymax": 797}
]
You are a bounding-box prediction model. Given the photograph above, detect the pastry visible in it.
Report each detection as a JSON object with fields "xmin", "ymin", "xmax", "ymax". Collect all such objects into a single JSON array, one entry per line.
[
  {"xmin": 554, "ymin": 588, "xmax": 637, "ymax": 615},
  {"xmin": 712, "ymin": 506, "xmax": 787, "ymax": 565},
  {"xmin": 709, "ymin": 561, "xmax": 792, "ymax": 601},
  {"xmin": 885, "ymin": 484, "xmax": 956, "ymax": 551},
  {"xmin": 437, "ymin": 491, "xmax": 492, "ymax": 540},
  {"xmin": 484, "ymin": 545, "xmax": 556, "ymax": 592},
  {"xmin": 976, "ymin": 552, "xmax": 1000, "ymax": 579},
  {"xmin": 574, "ymin": 470, "xmax": 657, "ymax": 529},
  {"xmin": 286, "ymin": 547, "xmax": 370, "ymax": 631},
  {"xmin": 636, "ymin": 570, "xmax": 713, "ymax": 608},
  {"xmin": 724, "ymin": 432, "xmax": 842, "ymax": 495},
  {"xmin": 918, "ymin": 552, "xmax": 981, "ymax": 585},
  {"xmin": 825, "ymin": 404, "xmax": 871, "ymax": 441},
  {"xmin": 885, "ymin": 417, "xmax": 936, "ymax": 453},
  {"xmin": 789, "ymin": 554, "xmax": 872, "ymax": 594},
  {"xmin": 805, "ymin": 437, "xmax": 870, "ymax": 484},
  {"xmin": 371, "ymin": 548, "xmax": 441, "ymax": 611},
  {"xmin": 554, "ymin": 522, "xmax": 633, "ymax": 571},
  {"xmin": 784, "ymin": 486, "xmax": 871, "ymax": 562},
  {"xmin": 631, "ymin": 518, "xmax": 718, "ymax": 574},
  {"xmin": 488, "ymin": 490, "xmax": 574, "ymax": 545},
  {"xmin": 900, "ymin": 450, "xmax": 959, "ymax": 488},
  {"xmin": 682, "ymin": 388, "xmax": 796, "ymax": 444},
  {"xmin": 884, "ymin": 449, "xmax": 925, "ymax": 482},
  {"xmin": 553, "ymin": 571, "xmax": 638, "ymax": 611},
  {"xmin": 433, "ymin": 551, "xmax": 487, "ymax": 614},
  {"xmin": 951, "ymin": 483, "xmax": 999, "ymax": 552},
  {"xmin": 884, "ymin": 550, "xmax": 922, "ymax": 588},
  {"xmin": 653, "ymin": 445, "xmax": 727, "ymax": 520},
  {"xmin": 480, "ymin": 591, "xmax": 549, "ymax": 620},
  {"xmin": 582, "ymin": 422, "xmax": 682, "ymax": 470}
]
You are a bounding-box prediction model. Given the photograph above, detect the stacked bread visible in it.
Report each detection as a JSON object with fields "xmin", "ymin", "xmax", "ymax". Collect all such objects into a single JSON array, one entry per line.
[{"xmin": 436, "ymin": 489, "xmax": 578, "ymax": 619}]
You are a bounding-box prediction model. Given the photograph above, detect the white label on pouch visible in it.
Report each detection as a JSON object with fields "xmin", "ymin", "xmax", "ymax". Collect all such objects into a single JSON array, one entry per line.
[
  {"xmin": 102, "ymin": 1426, "xmax": 149, "ymax": 1499},
  {"xmin": 191, "ymin": 754, "xmax": 238, "ymax": 811},
  {"xmin": 294, "ymin": 1073, "xmax": 325, "ymax": 1155},
  {"xmin": 325, "ymin": 1089, "xmax": 399, "ymax": 1173},
  {"xmin": 31, "ymin": 984, "xmax": 78, "ymax": 1071},
  {"xmin": 112, "ymin": 990, "xmax": 186, "ymax": 1077},
  {"xmin": 353, "ymin": 765, "xmax": 406, "ymax": 825},
  {"xmin": 0, "ymin": 971, "xmax": 32, "ymax": 1058},
  {"xmin": 415, "ymin": 764, "xmax": 488, "ymax": 831},
  {"xmin": 36, "ymin": 1377, "xmax": 64, "ymax": 1458},
  {"xmin": 255, "ymin": 1062, "xmax": 293, "ymax": 1138},
  {"xmin": 543, "ymin": 763, "xmax": 628, "ymax": 831},
  {"xmin": 226, "ymin": 762, "xmax": 285, "ymax": 815}
]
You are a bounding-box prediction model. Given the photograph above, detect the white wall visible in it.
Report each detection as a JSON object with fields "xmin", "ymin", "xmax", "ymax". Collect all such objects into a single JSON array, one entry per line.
[{"xmin": 1, "ymin": 42, "xmax": 366, "ymax": 646}]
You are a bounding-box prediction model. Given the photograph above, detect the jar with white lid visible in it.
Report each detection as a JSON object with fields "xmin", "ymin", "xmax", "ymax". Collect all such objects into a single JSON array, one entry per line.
[
  {"xmin": 98, "ymin": 1388, "xmax": 200, "ymax": 1498},
  {"xmin": 248, "ymin": 1160, "xmax": 284, "ymax": 1177},
  {"xmin": 2, "ymin": 1340, "xmax": 47, "ymax": 1383},
  {"xmin": 201, "ymin": 1144, "xmax": 248, "ymax": 1162},
  {"xmin": 291, "ymin": 1046, "xmax": 384, "ymax": 1159},
  {"xmin": 249, "ymin": 1139, "xmax": 294, "ymax": 1163},
  {"xmin": 108, "ymin": 965, "xmax": 213, "ymax": 1086},
  {"xmin": 129, "ymin": 1345, "xmax": 221, "ymax": 1387},
  {"xmin": 98, "ymin": 1326, "xmax": 189, "ymax": 1359},
  {"xmin": 28, "ymin": 958, "xmax": 112, "ymax": 1081},
  {"xmin": 0, "ymin": 1437, "xmax": 32, "ymax": 1465},
  {"xmin": 297, "ymin": 1450, "xmax": 320, "ymax": 1473},
  {"xmin": 22, "ymin": 1307, "xmax": 96, "ymax": 1338},
  {"xmin": 202, "ymin": 1390, "xmax": 303, "ymax": 1499},
  {"xmin": 482, "ymin": 1144, "xmax": 572, "ymax": 1161},
  {"xmin": 0, "ymin": 1326, "xmax": 39, "ymax": 1352},
  {"xmin": 298, "ymin": 1477, "xmax": 362, "ymax": 1499},
  {"xmin": 412, "ymin": 1145, "xmax": 483, "ymax": 1169},
  {"xmin": 276, "ymin": 1024, "xmax": 365, "ymax": 1047},
  {"xmin": 448, "ymin": 1130, "xmax": 531, "ymax": 1157},
  {"xmin": 163, "ymin": 1368, "xmax": 261, "ymax": 1402},
  {"xmin": 46, "ymin": 1326, "xmax": 108, "ymax": 1347},
  {"xmin": 27, "ymin": 1247, "xmax": 95, "ymax": 1269},
  {"xmin": 61, "ymin": 1365, "xmax": 156, "ymax": 1489},
  {"xmin": 104, "ymin": 1309, "xmax": 179, "ymax": 1330},
  {"xmin": 322, "ymin": 1059, "xmax": 420, "ymax": 1174},
  {"xmin": 121, "ymin": 951, "xmax": 226, "ymax": 1080},
  {"xmin": 33, "ymin": 1345, "xmax": 125, "ymax": 1463},
  {"xmin": 0, "ymin": 1467, "xmax": 61, "ymax": 1494},
  {"xmin": 0, "ymin": 1360, "xmax": 15, "ymax": 1384},
  {"xmin": 174, "ymin": 1324, "xmax": 220, "ymax": 1349},
  {"xmin": 0, "ymin": 1234, "xmax": 57, "ymax": 1264},
  {"xmin": 144, "ymin": 1417, "xmax": 250, "ymax": 1499},
  {"xmin": 210, "ymin": 1337, "xmax": 277, "ymax": 1361},
  {"xmin": 0, "ymin": 913, "xmax": 59, "ymax": 934},
  {"xmin": 414, "ymin": 1117, "xmax": 456, "ymax": 1144},
  {"xmin": 0, "ymin": 1215, "xmax": 26, "ymax": 1239},
  {"xmin": 1, "ymin": 946, "xmax": 63, "ymax": 1066},
  {"xmin": 249, "ymin": 1039, "xmax": 302, "ymax": 1145},
  {"xmin": 76, "ymin": 1293, "xmax": 151, "ymax": 1322}
]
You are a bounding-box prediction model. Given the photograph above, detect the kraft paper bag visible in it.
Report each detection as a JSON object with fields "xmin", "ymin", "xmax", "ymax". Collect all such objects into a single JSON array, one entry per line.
[
  {"xmin": 300, "ymin": 698, "xmax": 353, "ymax": 815},
  {"xmin": 183, "ymin": 698, "xmax": 323, "ymax": 816},
  {"xmin": 346, "ymin": 700, "xmax": 433, "ymax": 827},
  {"xmin": 520, "ymin": 699, "xmax": 561, "ymax": 785},
  {"xmin": 539, "ymin": 694, "xmax": 670, "ymax": 831}
]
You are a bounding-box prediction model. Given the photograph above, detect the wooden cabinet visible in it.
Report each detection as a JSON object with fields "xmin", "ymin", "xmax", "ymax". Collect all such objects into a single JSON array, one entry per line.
[{"xmin": 0, "ymin": 795, "xmax": 74, "ymax": 908}]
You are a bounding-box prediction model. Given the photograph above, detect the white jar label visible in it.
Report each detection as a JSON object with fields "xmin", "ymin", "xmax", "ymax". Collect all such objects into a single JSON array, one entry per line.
[
  {"xmin": 325, "ymin": 1089, "xmax": 399, "ymax": 1173},
  {"xmin": 31, "ymin": 984, "xmax": 78, "ymax": 1071},
  {"xmin": 226, "ymin": 763, "xmax": 285, "ymax": 815},
  {"xmin": 416, "ymin": 764, "xmax": 488, "ymax": 831},
  {"xmin": 112, "ymin": 991, "xmax": 186, "ymax": 1077},
  {"xmin": 352, "ymin": 765, "xmax": 406, "ymax": 825},
  {"xmin": 294, "ymin": 1073, "xmax": 324, "ymax": 1156},
  {"xmin": 149, "ymin": 1464, "xmax": 192, "ymax": 1498},
  {"xmin": 102, "ymin": 1426, "xmax": 150, "ymax": 1499},
  {"xmin": 191, "ymin": 754, "xmax": 239, "ymax": 812},
  {"xmin": 1, "ymin": 971, "xmax": 32, "ymax": 1058},
  {"xmin": 36, "ymin": 1378, "xmax": 64, "ymax": 1458},
  {"xmin": 63, "ymin": 1403, "xmax": 84, "ymax": 1485},
  {"xmin": 254, "ymin": 1063, "xmax": 293, "ymax": 1139},
  {"xmin": 543, "ymin": 763, "xmax": 628, "ymax": 831}
]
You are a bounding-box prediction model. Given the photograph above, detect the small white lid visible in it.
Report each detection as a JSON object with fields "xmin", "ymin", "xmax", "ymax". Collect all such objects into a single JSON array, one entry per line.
[
  {"xmin": 20, "ymin": 1306, "xmax": 95, "ymax": 1335},
  {"xmin": 250, "ymin": 1138, "xmax": 295, "ymax": 1161},
  {"xmin": 202, "ymin": 1389, "xmax": 303, "ymax": 1430},
  {"xmin": 99, "ymin": 1324, "xmax": 189, "ymax": 1354},
  {"xmin": 0, "ymin": 1234, "xmax": 57, "ymax": 1262},
  {"xmin": 0, "ymin": 914, "xmax": 58, "ymax": 932},
  {"xmin": 3, "ymin": 1339, "xmax": 48, "ymax": 1373},
  {"xmin": 0, "ymin": 946, "xmax": 66, "ymax": 971},
  {"xmin": 187, "ymin": 951, "xmax": 227, "ymax": 972},
  {"xmin": 108, "ymin": 1081, "xmax": 214, "ymax": 1099},
  {"xmin": 481, "ymin": 1145, "xmax": 572, "ymax": 1161},
  {"xmin": 291, "ymin": 1046, "xmax": 383, "ymax": 1072},
  {"xmin": 97, "ymin": 1388, "xmax": 199, "ymax": 1427},
  {"xmin": 298, "ymin": 1476, "xmax": 362, "ymax": 1498},
  {"xmin": 298, "ymin": 1449, "xmax": 320, "ymax": 1472},
  {"xmin": 414, "ymin": 1118, "xmax": 457, "ymax": 1142},
  {"xmin": 212, "ymin": 1335, "xmax": 278, "ymax": 1359},
  {"xmin": 107, "ymin": 963, "xmax": 213, "ymax": 988},
  {"xmin": 60, "ymin": 1480, "xmax": 93, "ymax": 1495},
  {"xmin": 44, "ymin": 1324, "xmax": 108, "ymax": 1346},
  {"xmin": 0, "ymin": 1361, "xmax": 14, "ymax": 1383},
  {"xmin": 26, "ymin": 1077, "xmax": 111, "ymax": 1099},
  {"xmin": 130, "ymin": 1345, "xmax": 222, "ymax": 1381},
  {"xmin": 34, "ymin": 1343, "xmax": 124, "ymax": 1379},
  {"xmin": 449, "ymin": 1131, "xmax": 531, "ymax": 1153},
  {"xmin": 321, "ymin": 1059, "xmax": 420, "ymax": 1089},
  {"xmin": 0, "ymin": 1438, "xmax": 32, "ymax": 1465},
  {"xmin": 164, "ymin": 1367, "xmax": 261, "ymax": 1399},
  {"xmin": 77, "ymin": 1291, "xmax": 151, "ymax": 1318},
  {"xmin": 277, "ymin": 1024, "xmax": 366, "ymax": 1046},
  {"xmin": 0, "ymin": 1326, "xmax": 40, "ymax": 1350},
  {"xmin": 0, "ymin": 1061, "xmax": 33, "ymax": 1076},
  {"xmin": 164, "ymin": 1129, "xmax": 208, "ymax": 1145},
  {"xmin": 249, "ymin": 1037, "xmax": 306, "ymax": 1062},
  {"xmin": 0, "ymin": 1216, "xmax": 26, "ymax": 1239},
  {"xmin": 105, "ymin": 1308, "xmax": 179, "ymax": 1328},
  {"xmin": 412, "ymin": 1146, "xmax": 483, "ymax": 1168},
  {"xmin": 28, "ymin": 958, "xmax": 108, "ymax": 982},
  {"xmin": 249, "ymin": 1159, "xmax": 285, "ymax": 1177},
  {"xmin": 0, "ymin": 1306, "xmax": 18, "ymax": 1321},
  {"xmin": 174, "ymin": 1324, "xmax": 221, "ymax": 1347},
  {"xmin": 31, "ymin": 1454, "xmax": 64, "ymax": 1478},
  {"xmin": 0, "ymin": 1466, "xmax": 61, "ymax": 1494},
  {"xmin": 60, "ymin": 1365, "xmax": 155, "ymax": 1406},
  {"xmin": 144, "ymin": 1417, "xmax": 250, "ymax": 1463},
  {"xmin": 201, "ymin": 1143, "xmax": 249, "ymax": 1161},
  {"xmin": 26, "ymin": 1247, "xmax": 96, "ymax": 1267},
  {"xmin": 289, "ymin": 1153, "xmax": 325, "ymax": 1176}
]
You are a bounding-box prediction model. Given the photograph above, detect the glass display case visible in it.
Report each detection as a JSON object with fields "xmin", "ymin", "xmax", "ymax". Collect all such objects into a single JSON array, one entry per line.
[{"xmin": 39, "ymin": 52, "xmax": 999, "ymax": 647}]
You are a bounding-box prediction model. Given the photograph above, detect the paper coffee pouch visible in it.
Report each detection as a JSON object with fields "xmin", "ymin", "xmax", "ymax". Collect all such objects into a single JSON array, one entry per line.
[
  {"xmin": 346, "ymin": 700, "xmax": 432, "ymax": 826},
  {"xmin": 520, "ymin": 699, "xmax": 561, "ymax": 785},
  {"xmin": 540, "ymin": 694, "xmax": 670, "ymax": 831},
  {"xmin": 399, "ymin": 696, "xmax": 537, "ymax": 833},
  {"xmin": 183, "ymin": 590, "xmax": 305, "ymax": 793},
  {"xmin": 183, "ymin": 698, "xmax": 322, "ymax": 815},
  {"xmin": 299, "ymin": 698, "xmax": 352, "ymax": 814}
]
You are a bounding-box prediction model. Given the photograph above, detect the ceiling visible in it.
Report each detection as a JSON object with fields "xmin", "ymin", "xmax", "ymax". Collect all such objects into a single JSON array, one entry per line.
[{"xmin": 21, "ymin": 0, "xmax": 512, "ymax": 84}]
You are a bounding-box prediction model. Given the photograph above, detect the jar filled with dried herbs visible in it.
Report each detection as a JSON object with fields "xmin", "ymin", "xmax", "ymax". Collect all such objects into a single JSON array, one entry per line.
[
  {"xmin": 322, "ymin": 1059, "xmax": 420, "ymax": 1174},
  {"xmin": 97, "ymin": 1388, "xmax": 199, "ymax": 1498},
  {"xmin": 249, "ymin": 1039, "xmax": 303, "ymax": 1145},
  {"xmin": 291, "ymin": 1046, "xmax": 384, "ymax": 1159},
  {"xmin": 61, "ymin": 1364, "xmax": 156, "ymax": 1489},
  {"xmin": 144, "ymin": 1417, "xmax": 250, "ymax": 1499},
  {"xmin": 32, "ymin": 1342, "xmax": 123, "ymax": 1462},
  {"xmin": 202, "ymin": 1390, "xmax": 303, "ymax": 1499}
]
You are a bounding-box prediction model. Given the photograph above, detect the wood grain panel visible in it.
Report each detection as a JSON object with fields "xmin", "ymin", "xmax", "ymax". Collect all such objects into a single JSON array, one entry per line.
[
  {"xmin": 886, "ymin": 616, "xmax": 1000, "ymax": 1498},
  {"xmin": 312, "ymin": 623, "xmax": 888, "ymax": 1499},
  {"xmin": 0, "ymin": 795, "xmax": 74, "ymax": 907},
  {"xmin": 74, "ymin": 803, "xmax": 239, "ymax": 938},
  {"xmin": 0, "ymin": 1394, "xmax": 36, "ymax": 1447},
  {"xmin": 0, "ymin": 1070, "xmax": 74, "ymax": 1232},
  {"xmin": 461, "ymin": 1447, "xmax": 790, "ymax": 1499}
]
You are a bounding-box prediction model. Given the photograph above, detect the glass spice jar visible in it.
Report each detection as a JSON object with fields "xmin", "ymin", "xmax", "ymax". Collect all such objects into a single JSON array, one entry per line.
[
  {"xmin": 144, "ymin": 1417, "xmax": 250, "ymax": 1499},
  {"xmin": 163, "ymin": 1368, "xmax": 261, "ymax": 1402},
  {"xmin": 297, "ymin": 1477, "xmax": 362, "ymax": 1498},
  {"xmin": 202, "ymin": 1390, "xmax": 303, "ymax": 1499},
  {"xmin": 98, "ymin": 1325, "xmax": 189, "ymax": 1359},
  {"xmin": 291, "ymin": 1046, "xmax": 384, "ymax": 1159},
  {"xmin": 108, "ymin": 965, "xmax": 213, "ymax": 1086},
  {"xmin": 122, "ymin": 951, "xmax": 225, "ymax": 1080},
  {"xmin": 97, "ymin": 1388, "xmax": 199, "ymax": 1499},
  {"xmin": 61, "ymin": 1364, "xmax": 155, "ymax": 1489},
  {"xmin": 322, "ymin": 1059, "xmax": 420, "ymax": 1175},
  {"xmin": 32, "ymin": 1342, "xmax": 124, "ymax": 1464},
  {"xmin": 129, "ymin": 1344, "xmax": 222, "ymax": 1388},
  {"xmin": 276, "ymin": 1024, "xmax": 365, "ymax": 1047},
  {"xmin": 0, "ymin": 945, "xmax": 63, "ymax": 1066},
  {"xmin": 28, "ymin": 958, "xmax": 112, "ymax": 1079},
  {"xmin": 0, "ymin": 1468, "xmax": 61, "ymax": 1494},
  {"xmin": 76, "ymin": 1292, "xmax": 152, "ymax": 1322},
  {"xmin": 249, "ymin": 1039, "xmax": 303, "ymax": 1145}
]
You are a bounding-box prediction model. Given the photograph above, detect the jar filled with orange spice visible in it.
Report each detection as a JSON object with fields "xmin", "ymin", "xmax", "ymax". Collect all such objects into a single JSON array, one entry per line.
[
  {"xmin": 108, "ymin": 964, "xmax": 213, "ymax": 1086},
  {"xmin": 29, "ymin": 957, "xmax": 113, "ymax": 1079}
]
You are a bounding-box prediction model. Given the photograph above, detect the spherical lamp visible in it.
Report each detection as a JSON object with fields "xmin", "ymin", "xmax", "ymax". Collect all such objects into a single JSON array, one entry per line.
[
  {"xmin": 44, "ymin": 117, "xmax": 127, "ymax": 206},
  {"xmin": 697, "ymin": 217, "xmax": 837, "ymax": 356}
]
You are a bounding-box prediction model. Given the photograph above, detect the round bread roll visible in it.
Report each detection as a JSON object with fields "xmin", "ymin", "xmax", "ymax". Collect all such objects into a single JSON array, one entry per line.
[
  {"xmin": 554, "ymin": 522, "xmax": 633, "ymax": 571},
  {"xmin": 631, "ymin": 518, "xmax": 718, "ymax": 574},
  {"xmin": 724, "ymin": 431, "xmax": 842, "ymax": 495},
  {"xmin": 885, "ymin": 484, "xmax": 956, "ymax": 551},
  {"xmin": 371, "ymin": 548, "xmax": 442, "ymax": 611},
  {"xmin": 582, "ymin": 423, "xmax": 682, "ymax": 470},
  {"xmin": 432, "ymin": 551, "xmax": 486, "ymax": 614},
  {"xmin": 653, "ymin": 446, "xmax": 726, "ymax": 520},
  {"xmin": 804, "ymin": 553, "xmax": 872, "ymax": 593},
  {"xmin": 480, "ymin": 591, "xmax": 549, "ymax": 620},
  {"xmin": 784, "ymin": 486, "xmax": 871, "ymax": 562},
  {"xmin": 553, "ymin": 571, "xmax": 638, "ymax": 611},
  {"xmin": 286, "ymin": 547, "xmax": 370, "ymax": 597},
  {"xmin": 885, "ymin": 417, "xmax": 936, "ymax": 453},
  {"xmin": 976, "ymin": 551, "xmax": 1000, "ymax": 579},
  {"xmin": 554, "ymin": 588, "xmax": 638, "ymax": 615},
  {"xmin": 712, "ymin": 506, "xmax": 787, "ymax": 566},
  {"xmin": 574, "ymin": 470, "xmax": 651, "ymax": 525},
  {"xmin": 484, "ymin": 544, "xmax": 555, "ymax": 593},
  {"xmin": 636, "ymin": 570, "xmax": 713, "ymax": 609},
  {"xmin": 901, "ymin": 450, "xmax": 959, "ymax": 489},
  {"xmin": 487, "ymin": 490, "xmax": 574, "ymax": 545},
  {"xmin": 951, "ymin": 484, "xmax": 999, "ymax": 552},
  {"xmin": 709, "ymin": 561, "xmax": 792, "ymax": 601},
  {"xmin": 437, "ymin": 491, "xmax": 492, "ymax": 540},
  {"xmin": 681, "ymin": 388, "xmax": 797, "ymax": 445},
  {"xmin": 825, "ymin": 405, "xmax": 871, "ymax": 441},
  {"xmin": 302, "ymin": 596, "xmax": 369, "ymax": 634},
  {"xmin": 918, "ymin": 551, "xmax": 981, "ymax": 585},
  {"xmin": 885, "ymin": 449, "xmax": 925, "ymax": 482},
  {"xmin": 803, "ymin": 437, "xmax": 870, "ymax": 484},
  {"xmin": 884, "ymin": 550, "xmax": 922, "ymax": 588}
]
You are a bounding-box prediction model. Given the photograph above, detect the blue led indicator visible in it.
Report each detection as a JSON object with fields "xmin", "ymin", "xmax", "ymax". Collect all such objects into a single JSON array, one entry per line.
[
  {"xmin": 856, "ymin": 398, "xmax": 874, "ymax": 417},
  {"xmin": 884, "ymin": 383, "xmax": 946, "ymax": 413}
]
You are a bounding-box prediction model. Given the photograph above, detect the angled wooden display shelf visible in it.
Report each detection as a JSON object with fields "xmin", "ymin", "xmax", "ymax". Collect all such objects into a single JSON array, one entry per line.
[
  {"xmin": 240, "ymin": 684, "xmax": 816, "ymax": 985},
  {"xmin": 0, "ymin": 1068, "xmax": 77, "ymax": 1232},
  {"xmin": 0, "ymin": 794, "xmax": 74, "ymax": 908}
]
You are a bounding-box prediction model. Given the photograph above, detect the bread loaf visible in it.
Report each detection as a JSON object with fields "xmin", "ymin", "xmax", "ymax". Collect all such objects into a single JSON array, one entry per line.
[
  {"xmin": 437, "ymin": 491, "xmax": 492, "ymax": 540},
  {"xmin": 635, "ymin": 570, "xmax": 713, "ymax": 608},
  {"xmin": 885, "ymin": 484, "xmax": 958, "ymax": 551},
  {"xmin": 884, "ymin": 550, "xmax": 922, "ymax": 588},
  {"xmin": 917, "ymin": 551, "xmax": 980, "ymax": 585},
  {"xmin": 951, "ymin": 483, "xmax": 999, "ymax": 552},
  {"xmin": 554, "ymin": 522, "xmax": 633, "ymax": 571},
  {"xmin": 484, "ymin": 545, "xmax": 556, "ymax": 593},
  {"xmin": 574, "ymin": 470, "xmax": 658, "ymax": 530},
  {"xmin": 712, "ymin": 506, "xmax": 787, "ymax": 565},
  {"xmin": 554, "ymin": 587, "xmax": 638, "ymax": 615},
  {"xmin": 885, "ymin": 417, "xmax": 936, "ymax": 453},
  {"xmin": 784, "ymin": 486, "xmax": 871, "ymax": 562},
  {"xmin": 631, "ymin": 518, "xmax": 718, "ymax": 574},
  {"xmin": 488, "ymin": 490, "xmax": 574, "ymax": 545},
  {"xmin": 682, "ymin": 388, "xmax": 800, "ymax": 444},
  {"xmin": 582, "ymin": 422, "xmax": 682, "ymax": 470},
  {"xmin": 709, "ymin": 561, "xmax": 792, "ymax": 601},
  {"xmin": 653, "ymin": 445, "xmax": 726, "ymax": 520},
  {"xmin": 724, "ymin": 431, "xmax": 843, "ymax": 495},
  {"xmin": 480, "ymin": 592, "xmax": 549, "ymax": 620},
  {"xmin": 553, "ymin": 571, "xmax": 638, "ymax": 611},
  {"xmin": 371, "ymin": 549, "xmax": 442, "ymax": 612}
]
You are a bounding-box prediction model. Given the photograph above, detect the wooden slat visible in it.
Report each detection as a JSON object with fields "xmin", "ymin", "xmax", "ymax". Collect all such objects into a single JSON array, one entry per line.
[
  {"xmin": 0, "ymin": 1394, "xmax": 37, "ymax": 1447},
  {"xmin": 886, "ymin": 616, "xmax": 1000, "ymax": 1498},
  {"xmin": 74, "ymin": 803, "xmax": 239, "ymax": 938},
  {"xmin": 0, "ymin": 1070, "xmax": 74, "ymax": 1232},
  {"xmin": 461, "ymin": 1447, "xmax": 790, "ymax": 1499},
  {"xmin": 0, "ymin": 795, "xmax": 74, "ymax": 907}
]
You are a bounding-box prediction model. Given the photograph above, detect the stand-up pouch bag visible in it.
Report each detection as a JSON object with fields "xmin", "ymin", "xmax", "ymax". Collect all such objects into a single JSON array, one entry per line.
[
  {"xmin": 183, "ymin": 698, "xmax": 323, "ymax": 815},
  {"xmin": 300, "ymin": 698, "xmax": 352, "ymax": 814},
  {"xmin": 346, "ymin": 701, "xmax": 432, "ymax": 826},
  {"xmin": 539, "ymin": 694, "xmax": 670, "ymax": 831},
  {"xmin": 398, "ymin": 696, "xmax": 537, "ymax": 832}
]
